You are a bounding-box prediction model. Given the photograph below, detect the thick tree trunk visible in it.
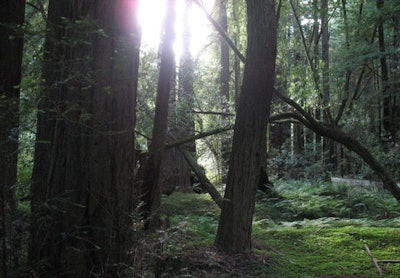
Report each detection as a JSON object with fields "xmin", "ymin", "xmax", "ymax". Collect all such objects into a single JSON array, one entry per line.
[
  {"xmin": 0, "ymin": 1, "xmax": 25, "ymax": 276},
  {"xmin": 215, "ymin": 0, "xmax": 277, "ymax": 253},
  {"xmin": 30, "ymin": 1, "xmax": 140, "ymax": 276}
]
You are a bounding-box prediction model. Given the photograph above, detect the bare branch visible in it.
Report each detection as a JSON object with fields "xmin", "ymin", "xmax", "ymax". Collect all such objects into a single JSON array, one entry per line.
[
  {"xmin": 193, "ymin": 0, "xmax": 246, "ymax": 63},
  {"xmin": 193, "ymin": 110, "xmax": 235, "ymax": 117},
  {"xmin": 165, "ymin": 125, "xmax": 233, "ymax": 149}
]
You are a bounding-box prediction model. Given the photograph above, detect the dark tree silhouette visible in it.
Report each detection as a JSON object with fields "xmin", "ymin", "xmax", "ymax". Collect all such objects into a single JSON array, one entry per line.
[
  {"xmin": 30, "ymin": 1, "xmax": 141, "ymax": 275},
  {"xmin": 139, "ymin": 0, "xmax": 176, "ymax": 229},
  {"xmin": 0, "ymin": 1, "xmax": 25, "ymax": 275}
]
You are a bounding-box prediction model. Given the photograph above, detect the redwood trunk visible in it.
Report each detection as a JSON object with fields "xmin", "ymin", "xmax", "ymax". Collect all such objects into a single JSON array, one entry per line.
[
  {"xmin": 215, "ymin": 0, "xmax": 277, "ymax": 252},
  {"xmin": 30, "ymin": 1, "xmax": 140, "ymax": 275}
]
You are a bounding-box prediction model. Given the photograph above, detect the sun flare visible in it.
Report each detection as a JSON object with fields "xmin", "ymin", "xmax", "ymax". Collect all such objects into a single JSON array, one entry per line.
[{"xmin": 138, "ymin": 0, "xmax": 215, "ymax": 58}]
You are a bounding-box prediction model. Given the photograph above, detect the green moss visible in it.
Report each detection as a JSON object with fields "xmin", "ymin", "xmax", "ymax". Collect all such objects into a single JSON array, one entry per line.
[
  {"xmin": 163, "ymin": 192, "xmax": 219, "ymax": 247},
  {"xmin": 163, "ymin": 191, "xmax": 220, "ymax": 219},
  {"xmin": 253, "ymin": 226, "xmax": 400, "ymax": 277},
  {"xmin": 160, "ymin": 182, "xmax": 400, "ymax": 277}
]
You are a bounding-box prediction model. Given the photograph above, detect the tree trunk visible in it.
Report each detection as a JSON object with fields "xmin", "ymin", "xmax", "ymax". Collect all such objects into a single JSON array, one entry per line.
[
  {"xmin": 30, "ymin": 1, "xmax": 140, "ymax": 275},
  {"xmin": 215, "ymin": 0, "xmax": 277, "ymax": 253},
  {"xmin": 139, "ymin": 0, "xmax": 176, "ymax": 229},
  {"xmin": 377, "ymin": 0, "xmax": 395, "ymax": 143},
  {"xmin": 293, "ymin": 123, "xmax": 304, "ymax": 154},
  {"xmin": 218, "ymin": 0, "xmax": 230, "ymax": 104},
  {"xmin": 218, "ymin": 0, "xmax": 232, "ymax": 181},
  {"xmin": 231, "ymin": 0, "xmax": 242, "ymax": 111},
  {"xmin": 0, "ymin": 1, "xmax": 25, "ymax": 276},
  {"xmin": 320, "ymin": 0, "xmax": 335, "ymax": 171},
  {"xmin": 161, "ymin": 0, "xmax": 196, "ymax": 195}
]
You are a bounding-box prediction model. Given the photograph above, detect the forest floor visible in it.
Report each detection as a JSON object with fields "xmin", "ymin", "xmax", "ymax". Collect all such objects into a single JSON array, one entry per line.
[{"xmin": 140, "ymin": 180, "xmax": 400, "ymax": 277}]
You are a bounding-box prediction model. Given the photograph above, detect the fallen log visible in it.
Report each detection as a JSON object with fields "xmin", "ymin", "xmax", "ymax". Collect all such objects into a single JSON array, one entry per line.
[
  {"xmin": 180, "ymin": 148, "xmax": 223, "ymax": 209},
  {"xmin": 331, "ymin": 177, "xmax": 400, "ymax": 190}
]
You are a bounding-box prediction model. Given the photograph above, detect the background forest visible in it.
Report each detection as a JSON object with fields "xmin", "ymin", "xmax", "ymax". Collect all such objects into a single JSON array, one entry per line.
[{"xmin": 1, "ymin": 0, "xmax": 400, "ymax": 277}]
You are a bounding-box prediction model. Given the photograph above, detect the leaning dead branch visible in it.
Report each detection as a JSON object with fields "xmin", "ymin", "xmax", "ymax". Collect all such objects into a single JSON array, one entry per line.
[
  {"xmin": 273, "ymin": 90, "xmax": 400, "ymax": 201},
  {"xmin": 180, "ymin": 148, "xmax": 223, "ymax": 208}
]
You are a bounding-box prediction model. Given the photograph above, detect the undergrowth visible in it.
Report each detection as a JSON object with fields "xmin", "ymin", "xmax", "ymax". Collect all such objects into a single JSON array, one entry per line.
[
  {"xmin": 255, "ymin": 180, "xmax": 400, "ymax": 223},
  {"xmin": 152, "ymin": 180, "xmax": 400, "ymax": 277}
]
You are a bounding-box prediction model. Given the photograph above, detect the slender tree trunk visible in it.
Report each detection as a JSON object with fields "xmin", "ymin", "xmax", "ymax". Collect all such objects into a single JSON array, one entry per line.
[
  {"xmin": 311, "ymin": 0, "xmax": 323, "ymax": 166},
  {"xmin": 140, "ymin": 0, "xmax": 176, "ymax": 229},
  {"xmin": 231, "ymin": 0, "xmax": 242, "ymax": 111},
  {"xmin": 321, "ymin": 0, "xmax": 334, "ymax": 171},
  {"xmin": 377, "ymin": 0, "xmax": 394, "ymax": 143},
  {"xmin": 337, "ymin": 0, "xmax": 352, "ymax": 175},
  {"xmin": 161, "ymin": 0, "xmax": 196, "ymax": 194},
  {"xmin": 0, "ymin": 1, "xmax": 25, "ymax": 276},
  {"xmin": 294, "ymin": 123, "xmax": 304, "ymax": 155},
  {"xmin": 215, "ymin": 0, "xmax": 277, "ymax": 253},
  {"xmin": 218, "ymin": 0, "xmax": 231, "ymax": 180},
  {"xmin": 30, "ymin": 1, "xmax": 140, "ymax": 275},
  {"xmin": 219, "ymin": 0, "xmax": 230, "ymax": 104},
  {"xmin": 321, "ymin": 0, "xmax": 330, "ymax": 115},
  {"xmin": 178, "ymin": 0, "xmax": 196, "ymax": 157},
  {"xmin": 392, "ymin": 15, "xmax": 400, "ymax": 142}
]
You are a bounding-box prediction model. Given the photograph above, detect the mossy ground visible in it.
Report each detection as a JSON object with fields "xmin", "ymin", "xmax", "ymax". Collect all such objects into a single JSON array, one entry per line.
[{"xmin": 151, "ymin": 181, "xmax": 400, "ymax": 277}]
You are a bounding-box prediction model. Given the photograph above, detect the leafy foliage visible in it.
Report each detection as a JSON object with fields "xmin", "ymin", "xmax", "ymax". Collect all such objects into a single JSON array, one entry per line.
[{"xmin": 255, "ymin": 180, "xmax": 400, "ymax": 223}]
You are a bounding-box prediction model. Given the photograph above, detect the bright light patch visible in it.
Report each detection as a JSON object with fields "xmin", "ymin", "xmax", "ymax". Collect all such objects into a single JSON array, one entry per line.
[
  {"xmin": 138, "ymin": 0, "xmax": 166, "ymax": 49},
  {"xmin": 138, "ymin": 0, "xmax": 214, "ymax": 58}
]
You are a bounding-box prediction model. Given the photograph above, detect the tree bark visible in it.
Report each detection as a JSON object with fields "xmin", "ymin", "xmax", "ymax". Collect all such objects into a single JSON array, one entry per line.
[
  {"xmin": 30, "ymin": 1, "xmax": 141, "ymax": 275},
  {"xmin": 215, "ymin": 0, "xmax": 277, "ymax": 253},
  {"xmin": 0, "ymin": 1, "xmax": 25, "ymax": 276}
]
